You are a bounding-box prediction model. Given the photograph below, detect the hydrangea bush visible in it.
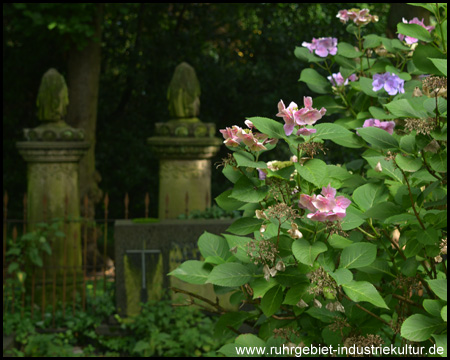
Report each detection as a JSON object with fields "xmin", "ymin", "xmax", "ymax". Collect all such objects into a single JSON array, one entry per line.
[{"xmin": 170, "ymin": 4, "xmax": 447, "ymax": 356}]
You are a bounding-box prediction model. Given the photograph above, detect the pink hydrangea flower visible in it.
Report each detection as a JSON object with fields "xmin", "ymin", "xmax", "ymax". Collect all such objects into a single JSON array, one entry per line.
[
  {"xmin": 337, "ymin": 8, "xmax": 378, "ymax": 26},
  {"xmin": 299, "ymin": 184, "xmax": 351, "ymax": 222},
  {"xmin": 294, "ymin": 97, "xmax": 327, "ymax": 126},
  {"xmin": 276, "ymin": 100, "xmax": 298, "ymax": 136},
  {"xmin": 220, "ymin": 125, "xmax": 271, "ymax": 152},
  {"xmin": 276, "ymin": 97, "xmax": 325, "ymax": 137},
  {"xmin": 302, "ymin": 37, "xmax": 338, "ymax": 58},
  {"xmin": 328, "ymin": 72, "xmax": 358, "ymax": 86},
  {"xmin": 372, "ymin": 72, "xmax": 405, "ymax": 96},
  {"xmin": 361, "ymin": 118, "xmax": 396, "ymax": 135},
  {"xmin": 398, "ymin": 17, "xmax": 435, "ymax": 44}
]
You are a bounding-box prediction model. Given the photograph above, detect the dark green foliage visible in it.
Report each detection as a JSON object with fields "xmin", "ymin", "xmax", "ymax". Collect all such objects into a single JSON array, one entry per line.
[{"xmin": 3, "ymin": 3, "xmax": 391, "ymax": 220}]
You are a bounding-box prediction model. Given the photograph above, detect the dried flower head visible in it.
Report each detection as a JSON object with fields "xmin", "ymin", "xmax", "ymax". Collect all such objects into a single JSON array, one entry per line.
[
  {"xmin": 298, "ymin": 141, "xmax": 326, "ymax": 158},
  {"xmin": 307, "ymin": 267, "xmax": 338, "ymax": 297},
  {"xmin": 247, "ymin": 239, "xmax": 279, "ymax": 267},
  {"xmin": 266, "ymin": 202, "xmax": 299, "ymax": 223},
  {"xmin": 422, "ymin": 76, "xmax": 447, "ymax": 98},
  {"xmin": 343, "ymin": 334, "xmax": 384, "ymax": 356},
  {"xmin": 329, "ymin": 316, "xmax": 351, "ymax": 333},
  {"xmin": 404, "ymin": 118, "xmax": 437, "ymax": 135}
]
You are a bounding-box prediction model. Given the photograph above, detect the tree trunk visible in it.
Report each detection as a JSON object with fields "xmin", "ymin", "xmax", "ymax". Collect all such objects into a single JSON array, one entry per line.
[{"xmin": 66, "ymin": 4, "xmax": 103, "ymax": 219}]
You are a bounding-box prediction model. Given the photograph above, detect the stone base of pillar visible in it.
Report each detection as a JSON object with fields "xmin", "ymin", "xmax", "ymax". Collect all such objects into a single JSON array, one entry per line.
[{"xmin": 148, "ymin": 124, "xmax": 222, "ymax": 219}]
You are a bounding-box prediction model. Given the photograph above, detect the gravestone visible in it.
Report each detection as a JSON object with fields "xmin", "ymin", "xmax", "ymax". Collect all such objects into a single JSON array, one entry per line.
[
  {"xmin": 16, "ymin": 68, "xmax": 90, "ymax": 302},
  {"xmin": 147, "ymin": 62, "xmax": 222, "ymax": 219},
  {"xmin": 114, "ymin": 219, "xmax": 235, "ymax": 317}
]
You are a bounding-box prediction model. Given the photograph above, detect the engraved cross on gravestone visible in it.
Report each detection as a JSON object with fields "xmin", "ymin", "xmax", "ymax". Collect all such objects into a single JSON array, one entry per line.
[{"xmin": 125, "ymin": 248, "xmax": 161, "ymax": 304}]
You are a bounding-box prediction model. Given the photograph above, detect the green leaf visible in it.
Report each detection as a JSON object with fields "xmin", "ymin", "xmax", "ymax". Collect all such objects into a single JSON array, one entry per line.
[
  {"xmin": 329, "ymin": 234, "xmax": 353, "ymax": 249},
  {"xmin": 339, "ymin": 242, "xmax": 377, "ymax": 269},
  {"xmin": 357, "ymin": 127, "xmax": 399, "ymax": 150},
  {"xmin": 403, "ymin": 239, "xmax": 423, "ymax": 258},
  {"xmin": 299, "ymin": 68, "xmax": 331, "ymax": 94},
  {"xmin": 363, "ymin": 34, "xmax": 382, "ymax": 49},
  {"xmin": 400, "ymin": 133, "xmax": 417, "ymax": 154},
  {"xmin": 224, "ymin": 234, "xmax": 252, "ymax": 263},
  {"xmin": 413, "ymin": 44, "xmax": 446, "ymax": 75},
  {"xmin": 429, "ymin": 58, "xmax": 447, "ymax": 76},
  {"xmin": 364, "ymin": 202, "xmax": 403, "ymax": 220},
  {"xmin": 395, "ymin": 154, "xmax": 422, "ymax": 172},
  {"xmin": 306, "ymin": 307, "xmax": 339, "ymax": 323},
  {"xmin": 342, "ymin": 280, "xmax": 389, "ymax": 309},
  {"xmin": 338, "ymin": 42, "xmax": 363, "ymax": 58},
  {"xmin": 401, "ymin": 314, "xmax": 444, "ymax": 342},
  {"xmin": 340, "ymin": 205, "xmax": 365, "ymax": 231},
  {"xmin": 295, "ymin": 159, "xmax": 328, "ymax": 187},
  {"xmin": 230, "ymin": 176, "xmax": 268, "ymax": 203},
  {"xmin": 168, "ymin": 260, "xmax": 211, "ymax": 285},
  {"xmin": 223, "ymin": 165, "xmax": 242, "ymax": 184},
  {"xmin": 292, "ymin": 239, "xmax": 327, "ymax": 266},
  {"xmin": 417, "ymin": 228, "xmax": 439, "ymax": 246},
  {"xmin": 218, "ymin": 334, "xmax": 266, "ymax": 357},
  {"xmin": 314, "ymin": 123, "xmax": 365, "ymax": 148},
  {"xmin": 330, "ymin": 268, "xmax": 353, "ymax": 286},
  {"xmin": 369, "ymin": 106, "xmax": 397, "ymax": 120},
  {"xmin": 283, "ymin": 283, "xmax": 313, "ymax": 306},
  {"xmin": 384, "ymin": 98, "xmax": 428, "ymax": 119},
  {"xmin": 442, "ymin": 305, "xmax": 447, "ymax": 322},
  {"xmin": 313, "ymin": 95, "xmax": 345, "ymax": 115},
  {"xmin": 359, "ymin": 259, "xmax": 396, "ymax": 278},
  {"xmin": 352, "ymin": 183, "xmax": 389, "ymax": 211},
  {"xmin": 233, "ymin": 151, "xmax": 267, "ymax": 169},
  {"xmin": 294, "ymin": 46, "xmax": 322, "ymax": 63},
  {"xmin": 363, "ymin": 152, "xmax": 404, "ymax": 183},
  {"xmin": 215, "ymin": 189, "xmax": 246, "ymax": 211},
  {"xmin": 226, "ymin": 217, "xmax": 262, "ymax": 236},
  {"xmin": 358, "ymin": 77, "xmax": 379, "ymax": 97},
  {"xmin": 397, "ymin": 22, "xmax": 433, "ymax": 43},
  {"xmin": 275, "ymin": 267, "xmax": 308, "ymax": 287},
  {"xmin": 430, "ymin": 152, "xmax": 447, "ymax": 173},
  {"xmin": 433, "ymin": 334, "xmax": 447, "ymax": 357},
  {"xmin": 260, "ymin": 284, "xmax": 284, "ymax": 317},
  {"xmin": 247, "ymin": 116, "xmax": 286, "ymax": 140},
  {"xmin": 198, "ymin": 232, "xmax": 230, "ymax": 261},
  {"xmin": 214, "ymin": 312, "xmax": 253, "ymax": 337},
  {"xmin": 207, "ymin": 263, "xmax": 252, "ymax": 287},
  {"xmin": 428, "ymin": 279, "xmax": 447, "ymax": 301},
  {"xmin": 251, "ymin": 277, "xmax": 277, "ymax": 299},
  {"xmin": 423, "ymin": 299, "xmax": 444, "ymax": 317}
]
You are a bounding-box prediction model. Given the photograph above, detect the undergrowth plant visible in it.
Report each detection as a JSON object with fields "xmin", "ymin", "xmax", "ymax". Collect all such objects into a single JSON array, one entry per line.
[{"xmin": 170, "ymin": 4, "xmax": 447, "ymax": 357}]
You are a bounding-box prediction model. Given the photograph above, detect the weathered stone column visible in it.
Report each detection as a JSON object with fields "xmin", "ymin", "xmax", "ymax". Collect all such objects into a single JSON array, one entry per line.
[
  {"xmin": 16, "ymin": 69, "xmax": 90, "ymax": 302},
  {"xmin": 148, "ymin": 63, "xmax": 221, "ymax": 219}
]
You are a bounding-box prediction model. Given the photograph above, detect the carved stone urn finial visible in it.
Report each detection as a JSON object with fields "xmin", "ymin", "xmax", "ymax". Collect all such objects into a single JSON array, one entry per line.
[
  {"xmin": 36, "ymin": 68, "xmax": 69, "ymax": 122},
  {"xmin": 167, "ymin": 62, "xmax": 201, "ymax": 121}
]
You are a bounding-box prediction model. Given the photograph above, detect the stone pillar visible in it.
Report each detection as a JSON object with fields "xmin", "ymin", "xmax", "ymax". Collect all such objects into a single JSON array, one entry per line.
[
  {"xmin": 148, "ymin": 63, "xmax": 221, "ymax": 219},
  {"xmin": 16, "ymin": 69, "xmax": 89, "ymax": 302}
]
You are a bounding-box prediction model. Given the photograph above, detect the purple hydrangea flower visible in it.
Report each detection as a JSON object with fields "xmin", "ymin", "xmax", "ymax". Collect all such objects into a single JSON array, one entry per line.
[
  {"xmin": 328, "ymin": 72, "xmax": 358, "ymax": 86},
  {"xmin": 372, "ymin": 72, "xmax": 405, "ymax": 96},
  {"xmin": 302, "ymin": 37, "xmax": 338, "ymax": 58}
]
